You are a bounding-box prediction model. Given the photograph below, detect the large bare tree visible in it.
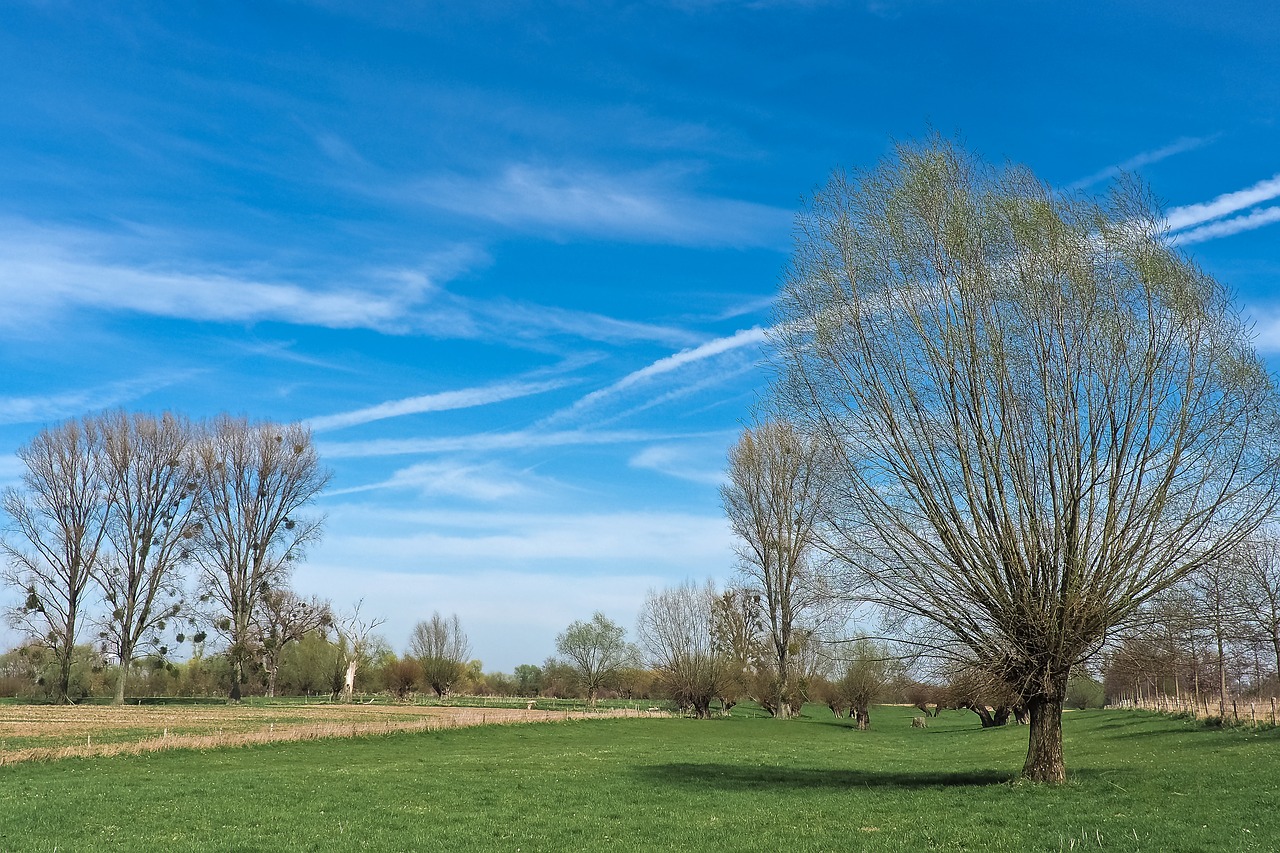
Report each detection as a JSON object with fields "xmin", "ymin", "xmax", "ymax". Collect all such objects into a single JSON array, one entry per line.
[
  {"xmin": 721, "ymin": 419, "xmax": 830, "ymax": 717},
  {"xmin": 192, "ymin": 416, "xmax": 329, "ymax": 700},
  {"xmin": 95, "ymin": 411, "xmax": 200, "ymax": 704},
  {"xmin": 774, "ymin": 137, "xmax": 1280, "ymax": 782},
  {"xmin": 2, "ymin": 418, "xmax": 114, "ymax": 703}
]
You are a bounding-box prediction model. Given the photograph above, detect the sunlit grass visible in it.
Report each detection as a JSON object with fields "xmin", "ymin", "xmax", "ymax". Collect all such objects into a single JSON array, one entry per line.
[{"xmin": 0, "ymin": 705, "xmax": 1276, "ymax": 851}]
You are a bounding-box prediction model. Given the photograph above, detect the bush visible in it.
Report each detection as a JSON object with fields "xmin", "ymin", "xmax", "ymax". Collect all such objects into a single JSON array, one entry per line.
[{"xmin": 1066, "ymin": 675, "xmax": 1105, "ymax": 710}]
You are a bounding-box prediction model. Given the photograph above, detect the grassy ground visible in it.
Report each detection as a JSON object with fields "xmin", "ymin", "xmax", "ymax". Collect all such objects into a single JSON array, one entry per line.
[{"xmin": 1, "ymin": 704, "xmax": 1276, "ymax": 851}]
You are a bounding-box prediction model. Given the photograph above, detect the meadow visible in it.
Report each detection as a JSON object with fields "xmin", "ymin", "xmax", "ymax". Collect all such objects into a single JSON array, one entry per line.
[{"xmin": 0, "ymin": 703, "xmax": 1276, "ymax": 851}]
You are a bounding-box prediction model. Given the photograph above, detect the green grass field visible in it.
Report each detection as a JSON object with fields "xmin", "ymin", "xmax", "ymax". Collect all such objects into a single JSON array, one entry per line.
[{"xmin": 1, "ymin": 704, "xmax": 1276, "ymax": 851}]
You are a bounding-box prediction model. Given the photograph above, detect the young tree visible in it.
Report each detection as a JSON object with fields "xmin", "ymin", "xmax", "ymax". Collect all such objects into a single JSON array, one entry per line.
[
  {"xmin": 94, "ymin": 411, "xmax": 200, "ymax": 704},
  {"xmin": 191, "ymin": 416, "xmax": 329, "ymax": 700},
  {"xmin": 2, "ymin": 418, "xmax": 114, "ymax": 704},
  {"xmin": 774, "ymin": 136, "xmax": 1280, "ymax": 782},
  {"xmin": 409, "ymin": 612, "xmax": 471, "ymax": 698},
  {"xmin": 556, "ymin": 612, "xmax": 633, "ymax": 707},
  {"xmin": 637, "ymin": 580, "xmax": 729, "ymax": 718},
  {"xmin": 721, "ymin": 420, "xmax": 831, "ymax": 717}
]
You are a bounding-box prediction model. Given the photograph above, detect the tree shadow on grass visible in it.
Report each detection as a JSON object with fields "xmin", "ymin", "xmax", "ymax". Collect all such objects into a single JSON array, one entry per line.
[{"xmin": 637, "ymin": 762, "xmax": 1012, "ymax": 790}]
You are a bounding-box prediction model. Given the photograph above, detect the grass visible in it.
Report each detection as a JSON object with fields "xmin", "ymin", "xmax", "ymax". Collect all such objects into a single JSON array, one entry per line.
[{"xmin": 0, "ymin": 704, "xmax": 1277, "ymax": 851}]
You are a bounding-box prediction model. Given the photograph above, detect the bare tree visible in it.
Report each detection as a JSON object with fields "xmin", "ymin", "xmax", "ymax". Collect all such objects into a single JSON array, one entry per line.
[
  {"xmin": 1188, "ymin": 559, "xmax": 1251, "ymax": 716},
  {"xmin": 409, "ymin": 612, "xmax": 471, "ymax": 698},
  {"xmin": 1239, "ymin": 531, "xmax": 1280, "ymax": 687},
  {"xmin": 555, "ymin": 612, "xmax": 633, "ymax": 707},
  {"xmin": 638, "ymin": 580, "xmax": 729, "ymax": 718},
  {"xmin": 192, "ymin": 416, "xmax": 329, "ymax": 700},
  {"xmin": 710, "ymin": 585, "xmax": 766, "ymax": 710},
  {"xmin": 334, "ymin": 599, "xmax": 385, "ymax": 702},
  {"xmin": 773, "ymin": 137, "xmax": 1280, "ymax": 782},
  {"xmin": 94, "ymin": 411, "xmax": 200, "ymax": 704},
  {"xmin": 826, "ymin": 637, "xmax": 897, "ymax": 730},
  {"xmin": 721, "ymin": 420, "xmax": 831, "ymax": 718},
  {"xmin": 2, "ymin": 418, "xmax": 114, "ymax": 704},
  {"xmin": 253, "ymin": 588, "xmax": 331, "ymax": 698}
]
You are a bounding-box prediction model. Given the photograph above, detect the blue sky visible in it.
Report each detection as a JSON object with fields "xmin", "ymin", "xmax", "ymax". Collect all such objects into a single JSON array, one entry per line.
[{"xmin": 2, "ymin": 1, "xmax": 1279, "ymax": 671}]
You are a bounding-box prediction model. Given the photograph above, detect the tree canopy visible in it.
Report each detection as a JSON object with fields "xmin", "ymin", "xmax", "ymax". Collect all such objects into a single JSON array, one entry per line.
[{"xmin": 773, "ymin": 136, "xmax": 1280, "ymax": 782}]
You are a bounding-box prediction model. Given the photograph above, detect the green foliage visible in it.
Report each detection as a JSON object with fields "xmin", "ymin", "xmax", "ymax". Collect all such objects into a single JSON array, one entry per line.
[
  {"xmin": 1065, "ymin": 675, "xmax": 1105, "ymax": 710},
  {"xmin": 514, "ymin": 664, "xmax": 542, "ymax": 696},
  {"xmin": 0, "ymin": 709, "xmax": 1278, "ymax": 849}
]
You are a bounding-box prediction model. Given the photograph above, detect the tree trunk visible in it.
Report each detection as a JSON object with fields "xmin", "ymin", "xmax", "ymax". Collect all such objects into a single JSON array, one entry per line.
[
  {"xmin": 967, "ymin": 703, "xmax": 999, "ymax": 728},
  {"xmin": 342, "ymin": 658, "xmax": 358, "ymax": 703},
  {"xmin": 1022, "ymin": 694, "xmax": 1066, "ymax": 784},
  {"xmin": 854, "ymin": 703, "xmax": 869, "ymax": 730},
  {"xmin": 229, "ymin": 658, "xmax": 243, "ymax": 702},
  {"xmin": 1271, "ymin": 628, "xmax": 1280, "ymax": 684},
  {"xmin": 1217, "ymin": 633, "xmax": 1227, "ymax": 718},
  {"xmin": 114, "ymin": 659, "xmax": 128, "ymax": 705}
]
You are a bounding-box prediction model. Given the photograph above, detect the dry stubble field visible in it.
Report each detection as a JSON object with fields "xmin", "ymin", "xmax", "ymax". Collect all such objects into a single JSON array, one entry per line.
[{"xmin": 0, "ymin": 701, "xmax": 647, "ymax": 764}]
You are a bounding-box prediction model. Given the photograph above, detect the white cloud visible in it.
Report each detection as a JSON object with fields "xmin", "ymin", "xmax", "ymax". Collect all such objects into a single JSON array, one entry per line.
[
  {"xmin": 1172, "ymin": 205, "xmax": 1280, "ymax": 245},
  {"xmin": 308, "ymin": 378, "xmax": 572, "ymax": 432},
  {"xmin": 318, "ymin": 426, "xmax": 728, "ymax": 459},
  {"xmin": 474, "ymin": 299, "xmax": 703, "ymax": 349},
  {"xmin": 0, "ymin": 222, "xmax": 698, "ymax": 348},
  {"xmin": 329, "ymin": 459, "xmax": 546, "ymax": 502},
  {"xmin": 0, "ymin": 454, "xmax": 26, "ymax": 489},
  {"xmin": 415, "ymin": 164, "xmax": 791, "ymax": 248},
  {"xmin": 1068, "ymin": 136, "xmax": 1216, "ymax": 190},
  {"xmin": 0, "ymin": 225, "xmax": 460, "ymax": 335},
  {"xmin": 550, "ymin": 326, "xmax": 769, "ymax": 422},
  {"xmin": 1166, "ymin": 173, "xmax": 1280, "ymax": 232},
  {"xmin": 315, "ymin": 505, "xmax": 733, "ymax": 566},
  {"xmin": 0, "ymin": 372, "xmax": 195, "ymax": 426},
  {"xmin": 630, "ymin": 443, "xmax": 728, "ymax": 486}
]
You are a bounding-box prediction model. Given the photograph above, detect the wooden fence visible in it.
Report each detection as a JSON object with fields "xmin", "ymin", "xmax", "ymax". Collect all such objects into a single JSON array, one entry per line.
[{"xmin": 1110, "ymin": 693, "xmax": 1278, "ymax": 726}]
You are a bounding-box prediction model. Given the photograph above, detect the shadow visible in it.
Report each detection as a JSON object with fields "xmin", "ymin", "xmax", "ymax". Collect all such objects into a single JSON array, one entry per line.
[{"xmin": 636, "ymin": 762, "xmax": 1012, "ymax": 790}]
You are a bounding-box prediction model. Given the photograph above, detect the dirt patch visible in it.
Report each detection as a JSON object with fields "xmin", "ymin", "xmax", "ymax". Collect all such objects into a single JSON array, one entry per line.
[{"xmin": 0, "ymin": 703, "xmax": 655, "ymax": 765}]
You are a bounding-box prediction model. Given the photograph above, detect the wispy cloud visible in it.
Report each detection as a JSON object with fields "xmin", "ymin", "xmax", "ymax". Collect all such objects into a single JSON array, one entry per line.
[
  {"xmin": 550, "ymin": 326, "xmax": 769, "ymax": 422},
  {"xmin": 630, "ymin": 443, "xmax": 728, "ymax": 486},
  {"xmin": 1166, "ymin": 173, "xmax": 1280, "ymax": 232},
  {"xmin": 472, "ymin": 299, "xmax": 703, "ymax": 349},
  {"xmin": 0, "ymin": 221, "xmax": 700, "ymax": 348},
  {"xmin": 308, "ymin": 378, "xmax": 572, "ymax": 433},
  {"xmin": 0, "ymin": 225, "xmax": 459, "ymax": 335},
  {"xmin": 1173, "ymin": 205, "xmax": 1280, "ymax": 245},
  {"xmin": 1068, "ymin": 136, "xmax": 1216, "ymax": 190},
  {"xmin": 329, "ymin": 459, "xmax": 546, "ymax": 501},
  {"xmin": 318, "ymin": 427, "xmax": 729, "ymax": 459},
  {"xmin": 0, "ymin": 372, "xmax": 195, "ymax": 426},
  {"xmin": 414, "ymin": 164, "xmax": 791, "ymax": 248}
]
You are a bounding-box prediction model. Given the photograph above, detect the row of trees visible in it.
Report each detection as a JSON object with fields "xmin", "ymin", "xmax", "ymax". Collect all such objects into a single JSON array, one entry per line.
[
  {"xmin": 1102, "ymin": 531, "xmax": 1280, "ymax": 713},
  {"xmin": 0, "ymin": 411, "xmax": 333, "ymax": 703}
]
